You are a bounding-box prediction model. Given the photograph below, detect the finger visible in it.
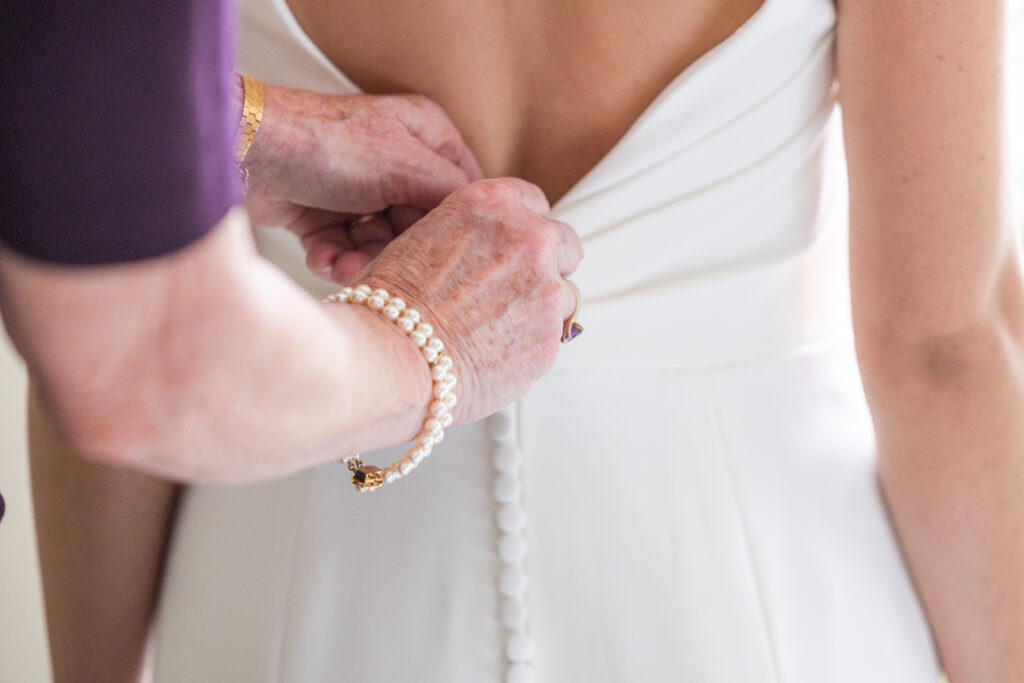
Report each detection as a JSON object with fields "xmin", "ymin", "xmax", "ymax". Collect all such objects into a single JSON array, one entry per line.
[
  {"xmin": 397, "ymin": 95, "xmax": 484, "ymax": 182},
  {"xmin": 306, "ymin": 241, "xmax": 344, "ymax": 279},
  {"xmin": 549, "ymin": 219, "xmax": 584, "ymax": 277},
  {"xmin": 348, "ymin": 215, "xmax": 394, "ymax": 246},
  {"xmin": 493, "ymin": 177, "xmax": 551, "ymax": 217},
  {"xmin": 437, "ymin": 137, "xmax": 484, "ymax": 183},
  {"xmin": 302, "ymin": 225, "xmax": 357, "ymax": 280},
  {"xmin": 286, "ymin": 208, "xmax": 358, "ymax": 241},
  {"xmin": 386, "ymin": 205, "xmax": 428, "ymax": 235},
  {"xmin": 453, "ymin": 144, "xmax": 485, "ymax": 182},
  {"xmin": 331, "ymin": 251, "xmax": 373, "ymax": 284}
]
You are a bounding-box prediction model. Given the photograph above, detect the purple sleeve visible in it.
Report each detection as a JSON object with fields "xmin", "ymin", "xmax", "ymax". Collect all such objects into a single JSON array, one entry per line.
[{"xmin": 0, "ymin": 1, "xmax": 242, "ymax": 265}]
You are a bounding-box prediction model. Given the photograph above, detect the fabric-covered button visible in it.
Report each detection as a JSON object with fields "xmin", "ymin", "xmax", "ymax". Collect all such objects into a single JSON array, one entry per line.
[{"xmin": 498, "ymin": 533, "xmax": 527, "ymax": 563}]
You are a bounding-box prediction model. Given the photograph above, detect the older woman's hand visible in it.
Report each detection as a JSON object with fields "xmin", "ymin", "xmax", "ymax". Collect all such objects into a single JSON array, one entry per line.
[
  {"xmin": 355, "ymin": 178, "xmax": 583, "ymax": 424},
  {"xmin": 242, "ymin": 84, "xmax": 482, "ymax": 228}
]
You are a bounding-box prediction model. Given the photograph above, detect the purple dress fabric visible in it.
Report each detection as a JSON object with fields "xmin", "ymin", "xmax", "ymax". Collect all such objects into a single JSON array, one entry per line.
[{"xmin": 0, "ymin": 1, "xmax": 241, "ymax": 265}]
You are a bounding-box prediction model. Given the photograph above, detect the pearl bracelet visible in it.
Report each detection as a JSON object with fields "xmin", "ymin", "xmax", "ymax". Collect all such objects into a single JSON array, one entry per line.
[{"xmin": 324, "ymin": 284, "xmax": 457, "ymax": 492}]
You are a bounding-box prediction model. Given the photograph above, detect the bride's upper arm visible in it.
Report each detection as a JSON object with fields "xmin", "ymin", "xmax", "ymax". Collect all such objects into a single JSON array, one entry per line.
[{"xmin": 836, "ymin": 0, "xmax": 1021, "ymax": 365}]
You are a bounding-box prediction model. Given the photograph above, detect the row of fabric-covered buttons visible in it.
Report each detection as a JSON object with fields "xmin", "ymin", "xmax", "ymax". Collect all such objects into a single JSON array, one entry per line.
[{"xmin": 487, "ymin": 405, "xmax": 536, "ymax": 683}]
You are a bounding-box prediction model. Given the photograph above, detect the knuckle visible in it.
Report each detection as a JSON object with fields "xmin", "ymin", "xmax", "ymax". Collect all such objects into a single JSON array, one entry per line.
[
  {"xmin": 378, "ymin": 93, "xmax": 408, "ymax": 111},
  {"xmin": 464, "ymin": 178, "xmax": 518, "ymax": 205},
  {"xmin": 404, "ymin": 93, "xmax": 441, "ymax": 115},
  {"xmin": 536, "ymin": 221, "xmax": 559, "ymax": 250},
  {"xmin": 401, "ymin": 93, "xmax": 429, "ymax": 107},
  {"xmin": 503, "ymin": 229, "xmax": 542, "ymax": 265},
  {"xmin": 511, "ymin": 220, "xmax": 556, "ymax": 261}
]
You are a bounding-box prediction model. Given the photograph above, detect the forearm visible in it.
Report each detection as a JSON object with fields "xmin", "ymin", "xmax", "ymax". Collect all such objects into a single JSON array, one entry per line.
[
  {"xmin": 29, "ymin": 385, "xmax": 180, "ymax": 683},
  {"xmin": 857, "ymin": 314, "xmax": 1024, "ymax": 680},
  {"xmin": 0, "ymin": 210, "xmax": 431, "ymax": 484},
  {"xmin": 1, "ymin": 176, "xmax": 579, "ymax": 483}
]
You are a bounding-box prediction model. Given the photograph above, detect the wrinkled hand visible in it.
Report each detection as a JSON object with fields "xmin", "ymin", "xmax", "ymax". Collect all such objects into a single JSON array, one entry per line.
[
  {"xmin": 259, "ymin": 204, "xmax": 429, "ymax": 283},
  {"xmin": 354, "ymin": 178, "xmax": 584, "ymax": 424},
  {"xmin": 241, "ymin": 83, "xmax": 482, "ymax": 277}
]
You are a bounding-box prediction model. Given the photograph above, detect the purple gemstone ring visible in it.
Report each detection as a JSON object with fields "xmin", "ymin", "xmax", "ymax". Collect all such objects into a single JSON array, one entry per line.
[{"xmin": 561, "ymin": 281, "xmax": 584, "ymax": 343}]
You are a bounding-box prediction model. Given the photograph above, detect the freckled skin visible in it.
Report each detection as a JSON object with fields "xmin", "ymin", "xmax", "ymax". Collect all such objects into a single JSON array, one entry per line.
[{"xmin": 287, "ymin": 0, "xmax": 765, "ymax": 202}]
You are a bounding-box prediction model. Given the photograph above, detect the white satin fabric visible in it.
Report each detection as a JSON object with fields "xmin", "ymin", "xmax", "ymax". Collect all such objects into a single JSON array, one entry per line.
[{"xmin": 154, "ymin": 0, "xmax": 941, "ymax": 680}]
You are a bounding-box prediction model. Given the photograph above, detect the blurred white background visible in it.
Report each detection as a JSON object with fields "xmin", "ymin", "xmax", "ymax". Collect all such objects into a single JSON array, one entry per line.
[{"xmin": 2, "ymin": 6, "xmax": 1024, "ymax": 682}]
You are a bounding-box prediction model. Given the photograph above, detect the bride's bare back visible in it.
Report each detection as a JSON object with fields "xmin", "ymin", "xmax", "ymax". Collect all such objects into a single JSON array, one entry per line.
[{"xmin": 288, "ymin": 0, "xmax": 763, "ymax": 201}]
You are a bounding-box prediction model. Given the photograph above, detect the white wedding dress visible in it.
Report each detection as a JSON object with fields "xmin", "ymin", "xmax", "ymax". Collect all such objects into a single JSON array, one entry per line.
[{"xmin": 154, "ymin": 0, "xmax": 941, "ymax": 680}]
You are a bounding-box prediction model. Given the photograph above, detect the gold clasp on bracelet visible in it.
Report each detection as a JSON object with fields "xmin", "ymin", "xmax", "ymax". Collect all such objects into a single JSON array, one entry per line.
[{"xmin": 346, "ymin": 457, "xmax": 385, "ymax": 492}]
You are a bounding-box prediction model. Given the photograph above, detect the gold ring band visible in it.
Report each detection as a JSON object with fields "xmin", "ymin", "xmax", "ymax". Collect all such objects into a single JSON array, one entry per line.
[
  {"xmin": 561, "ymin": 281, "xmax": 584, "ymax": 343},
  {"xmin": 349, "ymin": 212, "xmax": 384, "ymax": 227}
]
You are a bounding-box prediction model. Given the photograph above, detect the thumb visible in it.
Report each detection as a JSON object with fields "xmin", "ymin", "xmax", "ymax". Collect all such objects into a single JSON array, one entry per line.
[{"xmin": 393, "ymin": 95, "xmax": 484, "ymax": 183}]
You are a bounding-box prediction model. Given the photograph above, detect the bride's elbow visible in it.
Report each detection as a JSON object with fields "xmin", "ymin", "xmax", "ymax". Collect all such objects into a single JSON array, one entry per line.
[
  {"xmin": 856, "ymin": 254, "xmax": 1024, "ymax": 394},
  {"xmin": 857, "ymin": 320, "xmax": 1022, "ymax": 395},
  {"xmin": 914, "ymin": 325, "xmax": 1021, "ymax": 390}
]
